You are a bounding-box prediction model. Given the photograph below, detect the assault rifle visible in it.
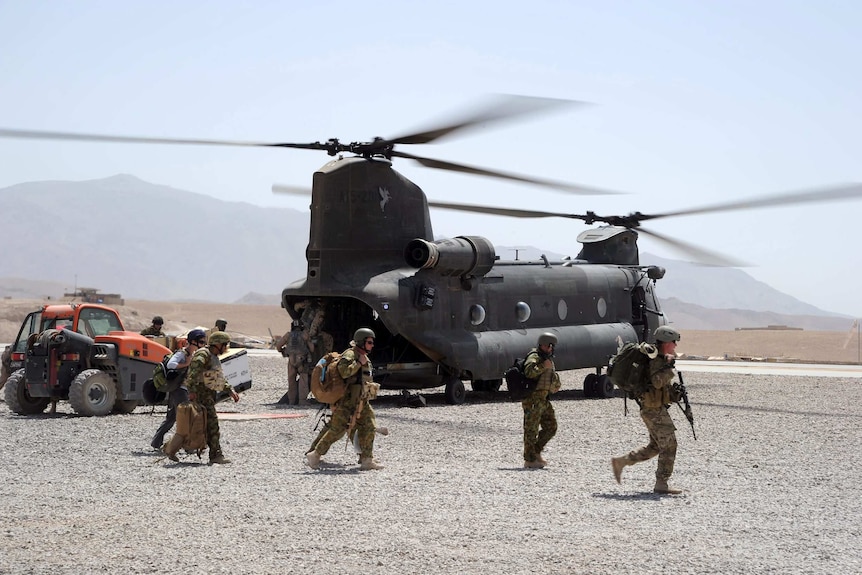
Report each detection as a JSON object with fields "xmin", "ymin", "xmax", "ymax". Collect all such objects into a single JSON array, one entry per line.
[{"xmin": 673, "ymin": 372, "xmax": 696, "ymax": 440}]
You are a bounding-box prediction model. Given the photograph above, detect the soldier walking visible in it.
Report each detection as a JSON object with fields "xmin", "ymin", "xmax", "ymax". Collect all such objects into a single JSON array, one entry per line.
[
  {"xmin": 185, "ymin": 331, "xmax": 239, "ymax": 464},
  {"xmin": 150, "ymin": 329, "xmax": 207, "ymax": 450},
  {"xmin": 522, "ymin": 332, "xmax": 562, "ymax": 468},
  {"xmin": 305, "ymin": 328, "xmax": 383, "ymax": 471},
  {"xmin": 611, "ymin": 326, "xmax": 684, "ymax": 494}
]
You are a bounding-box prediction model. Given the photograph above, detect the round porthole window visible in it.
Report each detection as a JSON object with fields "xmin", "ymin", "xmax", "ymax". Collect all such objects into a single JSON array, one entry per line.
[
  {"xmin": 557, "ymin": 299, "xmax": 568, "ymax": 321},
  {"xmin": 516, "ymin": 301, "xmax": 531, "ymax": 323},
  {"xmin": 470, "ymin": 304, "xmax": 486, "ymax": 326}
]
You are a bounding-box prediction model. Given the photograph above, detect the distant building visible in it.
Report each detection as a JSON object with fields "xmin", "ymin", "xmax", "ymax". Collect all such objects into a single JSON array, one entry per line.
[{"xmin": 63, "ymin": 287, "xmax": 124, "ymax": 306}]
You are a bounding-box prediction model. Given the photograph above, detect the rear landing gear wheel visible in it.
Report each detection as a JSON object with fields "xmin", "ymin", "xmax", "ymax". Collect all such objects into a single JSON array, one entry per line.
[
  {"xmin": 583, "ymin": 373, "xmax": 598, "ymax": 398},
  {"xmin": 444, "ymin": 378, "xmax": 466, "ymax": 405},
  {"xmin": 596, "ymin": 374, "xmax": 615, "ymax": 398},
  {"xmin": 4, "ymin": 370, "xmax": 50, "ymax": 415}
]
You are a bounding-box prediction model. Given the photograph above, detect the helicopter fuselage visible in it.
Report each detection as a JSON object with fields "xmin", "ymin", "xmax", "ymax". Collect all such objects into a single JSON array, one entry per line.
[{"xmin": 282, "ymin": 155, "xmax": 667, "ymax": 401}]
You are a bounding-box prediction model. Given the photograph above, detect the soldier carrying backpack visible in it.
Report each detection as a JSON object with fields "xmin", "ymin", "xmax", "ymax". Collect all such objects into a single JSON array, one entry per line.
[
  {"xmin": 150, "ymin": 329, "xmax": 208, "ymax": 451},
  {"xmin": 305, "ymin": 328, "xmax": 384, "ymax": 471},
  {"xmin": 610, "ymin": 326, "xmax": 686, "ymax": 495}
]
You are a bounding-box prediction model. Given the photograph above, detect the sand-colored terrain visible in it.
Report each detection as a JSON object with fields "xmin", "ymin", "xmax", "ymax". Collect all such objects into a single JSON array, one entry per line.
[{"xmin": 1, "ymin": 298, "xmax": 860, "ymax": 363}]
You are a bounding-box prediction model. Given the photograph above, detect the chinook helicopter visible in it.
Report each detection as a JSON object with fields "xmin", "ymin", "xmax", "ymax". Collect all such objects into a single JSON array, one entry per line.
[{"xmin": 2, "ymin": 96, "xmax": 861, "ymax": 404}]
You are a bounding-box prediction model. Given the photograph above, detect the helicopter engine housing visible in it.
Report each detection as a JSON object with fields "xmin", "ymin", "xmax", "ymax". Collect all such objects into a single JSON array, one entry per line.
[{"xmin": 405, "ymin": 236, "xmax": 496, "ymax": 278}]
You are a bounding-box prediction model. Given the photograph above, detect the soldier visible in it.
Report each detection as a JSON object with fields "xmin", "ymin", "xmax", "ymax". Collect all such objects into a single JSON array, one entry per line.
[
  {"xmin": 185, "ymin": 331, "xmax": 239, "ymax": 464},
  {"xmin": 0, "ymin": 345, "xmax": 12, "ymax": 392},
  {"xmin": 150, "ymin": 329, "xmax": 207, "ymax": 450},
  {"xmin": 275, "ymin": 320, "xmax": 311, "ymax": 405},
  {"xmin": 206, "ymin": 318, "xmax": 228, "ymax": 343},
  {"xmin": 611, "ymin": 325, "xmax": 684, "ymax": 494},
  {"xmin": 140, "ymin": 316, "xmax": 165, "ymax": 336},
  {"xmin": 305, "ymin": 327, "xmax": 383, "ymax": 471},
  {"xmin": 298, "ymin": 299, "xmax": 327, "ymax": 362},
  {"xmin": 522, "ymin": 332, "xmax": 562, "ymax": 468}
]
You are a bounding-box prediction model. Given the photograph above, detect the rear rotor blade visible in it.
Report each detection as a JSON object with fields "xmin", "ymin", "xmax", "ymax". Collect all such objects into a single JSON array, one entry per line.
[
  {"xmin": 386, "ymin": 94, "xmax": 587, "ymax": 145},
  {"xmin": 396, "ymin": 151, "xmax": 621, "ymax": 195},
  {"xmin": 643, "ymin": 183, "xmax": 862, "ymax": 222}
]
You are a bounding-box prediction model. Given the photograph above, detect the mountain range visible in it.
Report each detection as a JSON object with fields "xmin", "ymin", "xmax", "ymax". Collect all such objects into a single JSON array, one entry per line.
[{"xmin": 0, "ymin": 175, "xmax": 851, "ymax": 331}]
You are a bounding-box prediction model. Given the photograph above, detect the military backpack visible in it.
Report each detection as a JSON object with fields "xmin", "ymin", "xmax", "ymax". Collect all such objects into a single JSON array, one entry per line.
[
  {"xmin": 310, "ymin": 351, "xmax": 348, "ymax": 405},
  {"xmin": 607, "ymin": 342, "xmax": 657, "ymax": 399},
  {"xmin": 152, "ymin": 352, "xmax": 186, "ymax": 393},
  {"xmin": 163, "ymin": 402, "xmax": 208, "ymax": 460},
  {"xmin": 504, "ymin": 357, "xmax": 536, "ymax": 400}
]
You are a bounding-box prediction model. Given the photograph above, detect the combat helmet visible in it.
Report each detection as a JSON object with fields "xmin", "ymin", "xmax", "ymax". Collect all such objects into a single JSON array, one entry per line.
[
  {"xmin": 353, "ymin": 327, "xmax": 376, "ymax": 344},
  {"xmin": 215, "ymin": 318, "xmax": 227, "ymax": 330},
  {"xmin": 187, "ymin": 328, "xmax": 207, "ymax": 343},
  {"xmin": 537, "ymin": 332, "xmax": 558, "ymax": 346},
  {"xmin": 152, "ymin": 315, "xmax": 164, "ymax": 325},
  {"xmin": 654, "ymin": 325, "xmax": 681, "ymax": 343},
  {"xmin": 208, "ymin": 331, "xmax": 231, "ymax": 346}
]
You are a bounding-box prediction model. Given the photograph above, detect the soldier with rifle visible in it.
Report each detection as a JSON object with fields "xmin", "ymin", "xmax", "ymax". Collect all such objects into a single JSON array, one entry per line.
[
  {"xmin": 305, "ymin": 328, "xmax": 384, "ymax": 471},
  {"xmin": 611, "ymin": 326, "xmax": 693, "ymax": 494}
]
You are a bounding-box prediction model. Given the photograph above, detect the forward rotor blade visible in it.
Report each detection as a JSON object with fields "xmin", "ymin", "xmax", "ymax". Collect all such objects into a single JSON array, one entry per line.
[
  {"xmin": 643, "ymin": 183, "xmax": 862, "ymax": 222},
  {"xmin": 0, "ymin": 127, "xmax": 328, "ymax": 151},
  {"xmin": 428, "ymin": 200, "xmax": 590, "ymax": 221},
  {"xmin": 636, "ymin": 226, "xmax": 748, "ymax": 267},
  {"xmin": 395, "ymin": 151, "xmax": 621, "ymax": 195},
  {"xmin": 272, "ymin": 183, "xmax": 312, "ymax": 196},
  {"xmin": 386, "ymin": 94, "xmax": 588, "ymax": 145}
]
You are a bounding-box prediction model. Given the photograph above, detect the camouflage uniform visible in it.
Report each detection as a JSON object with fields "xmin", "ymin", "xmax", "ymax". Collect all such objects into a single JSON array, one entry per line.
[
  {"xmin": 619, "ymin": 355, "xmax": 679, "ymax": 482},
  {"xmin": 301, "ymin": 302, "xmax": 332, "ymax": 364},
  {"xmin": 185, "ymin": 347, "xmax": 232, "ymax": 461},
  {"xmin": 140, "ymin": 326, "xmax": 165, "ymax": 336},
  {"xmin": 308, "ymin": 347, "xmax": 377, "ymax": 459},
  {"xmin": 0, "ymin": 345, "xmax": 11, "ymax": 391},
  {"xmin": 522, "ymin": 348, "xmax": 562, "ymax": 463},
  {"xmin": 275, "ymin": 325, "xmax": 311, "ymax": 405}
]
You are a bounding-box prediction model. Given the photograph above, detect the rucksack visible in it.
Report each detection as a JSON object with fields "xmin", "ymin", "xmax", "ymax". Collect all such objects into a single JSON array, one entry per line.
[
  {"xmin": 607, "ymin": 342, "xmax": 656, "ymax": 398},
  {"xmin": 163, "ymin": 402, "xmax": 208, "ymax": 459},
  {"xmin": 504, "ymin": 357, "xmax": 536, "ymax": 400},
  {"xmin": 152, "ymin": 352, "xmax": 185, "ymax": 393},
  {"xmin": 310, "ymin": 351, "xmax": 347, "ymax": 404}
]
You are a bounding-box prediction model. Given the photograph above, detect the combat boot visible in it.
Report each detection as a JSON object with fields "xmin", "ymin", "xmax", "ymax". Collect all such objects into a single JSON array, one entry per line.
[
  {"xmin": 535, "ymin": 454, "xmax": 548, "ymax": 466},
  {"xmin": 305, "ymin": 449, "xmax": 321, "ymax": 470},
  {"xmin": 359, "ymin": 457, "xmax": 384, "ymax": 471},
  {"xmin": 611, "ymin": 456, "xmax": 630, "ymax": 484},
  {"xmin": 653, "ymin": 478, "xmax": 682, "ymax": 495},
  {"xmin": 209, "ymin": 453, "xmax": 232, "ymax": 465},
  {"xmin": 524, "ymin": 459, "xmax": 546, "ymax": 469}
]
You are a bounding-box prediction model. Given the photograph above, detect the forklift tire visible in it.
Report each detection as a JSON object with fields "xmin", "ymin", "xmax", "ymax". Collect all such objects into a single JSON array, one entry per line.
[
  {"xmin": 4, "ymin": 369, "xmax": 50, "ymax": 415},
  {"xmin": 69, "ymin": 369, "xmax": 117, "ymax": 416}
]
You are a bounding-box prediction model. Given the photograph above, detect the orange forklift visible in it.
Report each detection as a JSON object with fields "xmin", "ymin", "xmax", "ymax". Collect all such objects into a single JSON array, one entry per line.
[{"xmin": 4, "ymin": 303, "xmax": 171, "ymax": 416}]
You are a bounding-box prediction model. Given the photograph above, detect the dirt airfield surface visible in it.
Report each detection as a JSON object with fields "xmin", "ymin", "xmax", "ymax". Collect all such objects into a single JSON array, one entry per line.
[{"xmin": 1, "ymin": 355, "xmax": 860, "ymax": 574}]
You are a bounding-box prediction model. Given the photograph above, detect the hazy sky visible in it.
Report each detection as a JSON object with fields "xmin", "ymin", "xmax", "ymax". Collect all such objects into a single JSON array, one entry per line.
[{"xmin": 1, "ymin": 1, "xmax": 860, "ymax": 317}]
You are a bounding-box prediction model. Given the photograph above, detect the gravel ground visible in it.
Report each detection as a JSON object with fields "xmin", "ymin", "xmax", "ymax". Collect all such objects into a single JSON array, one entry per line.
[{"xmin": 1, "ymin": 356, "xmax": 860, "ymax": 575}]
